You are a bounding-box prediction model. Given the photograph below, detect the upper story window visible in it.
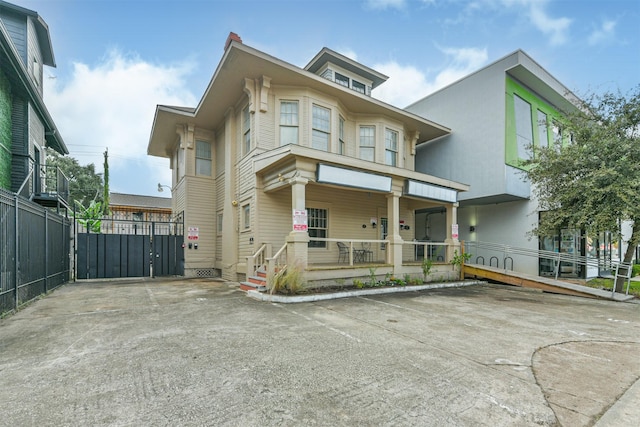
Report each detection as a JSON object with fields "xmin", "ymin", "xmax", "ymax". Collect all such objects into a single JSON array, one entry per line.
[
  {"xmin": 537, "ymin": 110, "xmax": 549, "ymax": 148},
  {"xmin": 359, "ymin": 126, "xmax": 375, "ymax": 161},
  {"xmin": 280, "ymin": 101, "xmax": 299, "ymax": 145},
  {"xmin": 196, "ymin": 140, "xmax": 212, "ymax": 176},
  {"xmin": 339, "ymin": 116, "xmax": 345, "ymax": 155},
  {"xmin": 242, "ymin": 105, "xmax": 251, "ymax": 155},
  {"xmin": 514, "ymin": 94, "xmax": 533, "ymax": 160},
  {"xmin": 312, "ymin": 105, "xmax": 330, "ymax": 151},
  {"xmin": 385, "ymin": 129, "xmax": 398, "ymax": 166},
  {"xmin": 352, "ymin": 80, "xmax": 366, "ymax": 94},
  {"xmin": 32, "ymin": 58, "xmax": 40, "ymax": 87},
  {"xmin": 335, "ymin": 72, "xmax": 350, "ymax": 87}
]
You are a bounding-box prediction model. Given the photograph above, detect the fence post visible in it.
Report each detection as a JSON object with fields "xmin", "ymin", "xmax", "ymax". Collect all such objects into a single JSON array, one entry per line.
[
  {"xmin": 44, "ymin": 210, "xmax": 48, "ymax": 293},
  {"xmin": 151, "ymin": 221, "xmax": 156, "ymax": 278},
  {"xmin": 14, "ymin": 195, "xmax": 19, "ymax": 310}
]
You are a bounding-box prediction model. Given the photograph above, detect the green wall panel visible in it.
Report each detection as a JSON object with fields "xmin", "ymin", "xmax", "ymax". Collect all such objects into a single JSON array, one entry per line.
[
  {"xmin": 504, "ymin": 77, "xmax": 562, "ymax": 170},
  {"xmin": 0, "ymin": 70, "xmax": 12, "ymax": 190}
]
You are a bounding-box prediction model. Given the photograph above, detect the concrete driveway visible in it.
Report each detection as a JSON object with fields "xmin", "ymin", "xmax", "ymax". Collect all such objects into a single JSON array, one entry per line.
[{"xmin": 0, "ymin": 278, "xmax": 638, "ymax": 426}]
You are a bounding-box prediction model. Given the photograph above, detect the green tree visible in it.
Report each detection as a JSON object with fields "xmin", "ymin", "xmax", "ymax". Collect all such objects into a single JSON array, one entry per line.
[
  {"xmin": 46, "ymin": 149, "xmax": 104, "ymax": 209},
  {"xmin": 524, "ymin": 86, "xmax": 640, "ymax": 291}
]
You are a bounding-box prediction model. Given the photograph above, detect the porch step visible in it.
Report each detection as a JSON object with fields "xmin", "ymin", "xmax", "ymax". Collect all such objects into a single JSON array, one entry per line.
[{"xmin": 240, "ymin": 271, "xmax": 268, "ymax": 292}]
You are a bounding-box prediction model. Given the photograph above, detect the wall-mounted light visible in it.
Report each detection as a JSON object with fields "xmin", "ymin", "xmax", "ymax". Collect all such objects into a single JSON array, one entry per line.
[
  {"xmin": 157, "ymin": 183, "xmax": 171, "ymax": 193},
  {"xmin": 469, "ymin": 226, "xmax": 476, "ymax": 232},
  {"xmin": 231, "ymin": 200, "xmax": 238, "ymax": 207}
]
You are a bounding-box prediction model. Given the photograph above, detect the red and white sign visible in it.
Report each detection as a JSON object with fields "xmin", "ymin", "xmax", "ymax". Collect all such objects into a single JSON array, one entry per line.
[
  {"xmin": 451, "ymin": 224, "xmax": 459, "ymax": 239},
  {"xmin": 188, "ymin": 226, "xmax": 199, "ymax": 240},
  {"xmin": 293, "ymin": 209, "xmax": 308, "ymax": 232}
]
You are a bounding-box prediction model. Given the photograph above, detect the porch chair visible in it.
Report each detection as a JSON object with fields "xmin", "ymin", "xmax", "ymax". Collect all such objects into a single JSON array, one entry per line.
[{"xmin": 337, "ymin": 241, "xmax": 350, "ymax": 263}]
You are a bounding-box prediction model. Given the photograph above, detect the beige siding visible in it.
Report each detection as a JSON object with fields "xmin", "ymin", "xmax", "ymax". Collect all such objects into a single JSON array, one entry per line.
[
  {"xmin": 215, "ymin": 174, "xmax": 225, "ymax": 261},
  {"xmin": 257, "ymin": 188, "xmax": 292, "ymax": 250},
  {"xmin": 184, "ymin": 176, "xmax": 215, "ymax": 268}
]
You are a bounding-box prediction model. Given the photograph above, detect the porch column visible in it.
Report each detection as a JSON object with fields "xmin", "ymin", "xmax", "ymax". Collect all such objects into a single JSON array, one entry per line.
[
  {"xmin": 286, "ymin": 176, "xmax": 310, "ymax": 269},
  {"xmin": 386, "ymin": 191, "xmax": 403, "ymax": 270},
  {"xmin": 445, "ymin": 202, "xmax": 460, "ymax": 262}
]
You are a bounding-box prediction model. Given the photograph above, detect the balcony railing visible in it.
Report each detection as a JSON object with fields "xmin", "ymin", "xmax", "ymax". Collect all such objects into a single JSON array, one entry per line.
[{"xmin": 17, "ymin": 162, "xmax": 70, "ymax": 209}]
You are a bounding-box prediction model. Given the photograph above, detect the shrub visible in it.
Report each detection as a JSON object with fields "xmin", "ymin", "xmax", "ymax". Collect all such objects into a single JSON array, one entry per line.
[{"xmin": 268, "ymin": 263, "xmax": 305, "ymax": 295}]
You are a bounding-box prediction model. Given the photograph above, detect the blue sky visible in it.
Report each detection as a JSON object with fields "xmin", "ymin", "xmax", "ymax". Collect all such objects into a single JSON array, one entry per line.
[{"xmin": 17, "ymin": 0, "xmax": 640, "ymax": 196}]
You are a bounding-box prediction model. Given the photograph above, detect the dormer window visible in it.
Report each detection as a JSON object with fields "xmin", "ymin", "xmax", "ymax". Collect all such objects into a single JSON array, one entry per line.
[
  {"xmin": 335, "ymin": 72, "xmax": 349, "ymax": 87},
  {"xmin": 352, "ymin": 80, "xmax": 366, "ymax": 94}
]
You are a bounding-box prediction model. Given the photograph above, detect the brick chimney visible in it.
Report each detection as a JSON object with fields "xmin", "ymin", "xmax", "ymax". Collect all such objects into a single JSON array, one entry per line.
[{"xmin": 224, "ymin": 32, "xmax": 242, "ymax": 51}]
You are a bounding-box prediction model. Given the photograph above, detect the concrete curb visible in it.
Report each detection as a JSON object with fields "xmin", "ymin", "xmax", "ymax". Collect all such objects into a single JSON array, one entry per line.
[
  {"xmin": 246, "ymin": 280, "xmax": 486, "ymax": 303},
  {"xmin": 594, "ymin": 376, "xmax": 640, "ymax": 427}
]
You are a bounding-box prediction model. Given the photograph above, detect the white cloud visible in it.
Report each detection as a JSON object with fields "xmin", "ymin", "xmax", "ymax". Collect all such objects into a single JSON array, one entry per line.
[
  {"xmin": 498, "ymin": 0, "xmax": 572, "ymax": 45},
  {"xmin": 373, "ymin": 46, "xmax": 488, "ymax": 107},
  {"xmin": 45, "ymin": 50, "xmax": 197, "ymax": 195},
  {"xmin": 588, "ymin": 19, "xmax": 616, "ymax": 46},
  {"xmin": 365, "ymin": 0, "xmax": 406, "ymax": 10}
]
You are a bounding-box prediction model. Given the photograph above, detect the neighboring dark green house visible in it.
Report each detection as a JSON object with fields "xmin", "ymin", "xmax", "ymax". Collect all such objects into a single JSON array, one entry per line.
[{"xmin": 0, "ymin": 0, "xmax": 68, "ymax": 207}]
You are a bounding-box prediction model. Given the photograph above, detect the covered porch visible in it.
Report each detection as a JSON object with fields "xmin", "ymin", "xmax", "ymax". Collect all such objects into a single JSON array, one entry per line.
[{"xmin": 242, "ymin": 145, "xmax": 469, "ymax": 287}]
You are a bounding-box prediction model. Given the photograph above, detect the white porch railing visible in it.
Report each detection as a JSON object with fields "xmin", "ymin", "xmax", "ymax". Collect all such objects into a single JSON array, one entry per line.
[
  {"xmin": 309, "ymin": 237, "xmax": 390, "ymax": 266},
  {"xmin": 266, "ymin": 243, "xmax": 287, "ymax": 284},
  {"xmin": 246, "ymin": 243, "xmax": 270, "ymax": 277}
]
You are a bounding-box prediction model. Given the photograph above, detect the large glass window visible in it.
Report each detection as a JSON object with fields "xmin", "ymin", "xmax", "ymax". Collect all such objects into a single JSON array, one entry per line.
[
  {"xmin": 280, "ymin": 101, "xmax": 299, "ymax": 145},
  {"xmin": 307, "ymin": 207, "xmax": 327, "ymax": 248},
  {"xmin": 359, "ymin": 126, "xmax": 375, "ymax": 161},
  {"xmin": 537, "ymin": 110, "xmax": 549, "ymax": 148},
  {"xmin": 312, "ymin": 105, "xmax": 330, "ymax": 151},
  {"xmin": 196, "ymin": 141, "xmax": 212, "ymax": 176},
  {"xmin": 242, "ymin": 105, "xmax": 251, "ymax": 154},
  {"xmin": 385, "ymin": 129, "xmax": 398, "ymax": 166},
  {"xmin": 514, "ymin": 95, "xmax": 533, "ymax": 160}
]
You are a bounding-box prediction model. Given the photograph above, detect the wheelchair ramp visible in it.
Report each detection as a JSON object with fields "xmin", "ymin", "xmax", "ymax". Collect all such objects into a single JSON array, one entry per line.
[{"xmin": 463, "ymin": 264, "xmax": 635, "ymax": 302}]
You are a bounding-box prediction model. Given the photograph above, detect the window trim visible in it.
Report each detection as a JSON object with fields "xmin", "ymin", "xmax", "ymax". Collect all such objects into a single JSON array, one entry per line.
[
  {"xmin": 339, "ymin": 115, "xmax": 345, "ymax": 155},
  {"xmin": 384, "ymin": 128, "xmax": 398, "ymax": 166},
  {"xmin": 359, "ymin": 125, "xmax": 376, "ymax": 161},
  {"xmin": 306, "ymin": 206, "xmax": 329, "ymax": 249},
  {"xmin": 311, "ymin": 104, "xmax": 331, "ymax": 151},
  {"xmin": 242, "ymin": 203, "xmax": 251, "ymax": 231},
  {"xmin": 279, "ymin": 100, "xmax": 299, "ymax": 146},
  {"xmin": 242, "ymin": 104, "xmax": 251, "ymax": 155},
  {"xmin": 195, "ymin": 140, "xmax": 212, "ymax": 176}
]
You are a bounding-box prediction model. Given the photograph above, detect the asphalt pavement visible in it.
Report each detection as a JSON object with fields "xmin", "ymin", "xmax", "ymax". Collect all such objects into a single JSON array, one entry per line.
[{"xmin": 0, "ymin": 278, "xmax": 638, "ymax": 426}]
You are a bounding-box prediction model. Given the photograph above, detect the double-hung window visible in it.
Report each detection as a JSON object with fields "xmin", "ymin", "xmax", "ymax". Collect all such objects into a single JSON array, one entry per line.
[
  {"xmin": 312, "ymin": 105, "xmax": 330, "ymax": 151},
  {"xmin": 359, "ymin": 126, "xmax": 375, "ymax": 161},
  {"xmin": 280, "ymin": 101, "xmax": 299, "ymax": 145},
  {"xmin": 307, "ymin": 207, "xmax": 327, "ymax": 248},
  {"xmin": 385, "ymin": 129, "xmax": 398, "ymax": 166},
  {"xmin": 352, "ymin": 80, "xmax": 366, "ymax": 94},
  {"xmin": 242, "ymin": 204, "xmax": 250, "ymax": 230},
  {"xmin": 339, "ymin": 116, "xmax": 345, "ymax": 155},
  {"xmin": 242, "ymin": 105, "xmax": 251, "ymax": 155},
  {"xmin": 195, "ymin": 140, "xmax": 212, "ymax": 176}
]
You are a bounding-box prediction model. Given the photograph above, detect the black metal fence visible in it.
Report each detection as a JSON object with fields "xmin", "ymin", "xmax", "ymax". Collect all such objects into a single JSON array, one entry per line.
[{"xmin": 1, "ymin": 188, "xmax": 71, "ymax": 316}]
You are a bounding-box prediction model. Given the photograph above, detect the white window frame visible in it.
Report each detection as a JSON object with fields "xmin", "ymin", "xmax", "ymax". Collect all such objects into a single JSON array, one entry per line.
[
  {"xmin": 279, "ymin": 100, "xmax": 299, "ymax": 146},
  {"xmin": 359, "ymin": 125, "xmax": 375, "ymax": 161},
  {"xmin": 384, "ymin": 128, "xmax": 398, "ymax": 166},
  {"xmin": 242, "ymin": 104, "xmax": 251, "ymax": 155},
  {"xmin": 217, "ymin": 211, "xmax": 223, "ymax": 234},
  {"xmin": 312, "ymin": 104, "xmax": 331, "ymax": 151},
  {"xmin": 339, "ymin": 116, "xmax": 345, "ymax": 155},
  {"xmin": 195, "ymin": 140, "xmax": 212, "ymax": 176},
  {"xmin": 307, "ymin": 206, "xmax": 328, "ymax": 249},
  {"xmin": 242, "ymin": 203, "xmax": 251, "ymax": 231}
]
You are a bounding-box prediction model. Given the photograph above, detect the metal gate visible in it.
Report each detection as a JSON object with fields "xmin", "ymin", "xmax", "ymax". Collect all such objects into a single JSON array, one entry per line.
[{"xmin": 75, "ymin": 216, "xmax": 184, "ymax": 279}]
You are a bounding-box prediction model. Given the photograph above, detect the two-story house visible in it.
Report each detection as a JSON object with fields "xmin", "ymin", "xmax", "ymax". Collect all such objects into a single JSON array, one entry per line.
[
  {"xmin": 0, "ymin": 0, "xmax": 68, "ymax": 208},
  {"xmin": 148, "ymin": 33, "xmax": 469, "ymax": 283},
  {"xmin": 406, "ymin": 50, "xmax": 601, "ymax": 278}
]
